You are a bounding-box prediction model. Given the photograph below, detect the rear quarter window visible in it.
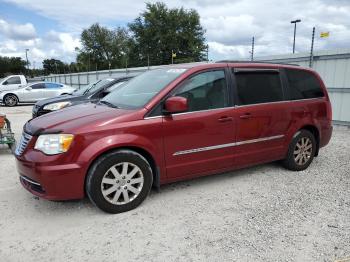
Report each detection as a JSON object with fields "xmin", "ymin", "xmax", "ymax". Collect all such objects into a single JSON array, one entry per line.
[{"xmin": 285, "ymin": 69, "xmax": 324, "ymax": 100}]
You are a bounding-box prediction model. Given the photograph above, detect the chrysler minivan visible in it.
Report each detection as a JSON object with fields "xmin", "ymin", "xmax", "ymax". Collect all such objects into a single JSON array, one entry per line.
[{"xmin": 15, "ymin": 62, "xmax": 332, "ymax": 213}]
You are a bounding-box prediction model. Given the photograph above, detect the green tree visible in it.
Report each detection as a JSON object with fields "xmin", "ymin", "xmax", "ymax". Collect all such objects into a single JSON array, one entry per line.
[
  {"xmin": 0, "ymin": 56, "xmax": 26, "ymax": 77},
  {"xmin": 128, "ymin": 2, "xmax": 206, "ymax": 66},
  {"xmin": 42, "ymin": 58, "xmax": 68, "ymax": 74},
  {"xmin": 78, "ymin": 23, "xmax": 130, "ymax": 70}
]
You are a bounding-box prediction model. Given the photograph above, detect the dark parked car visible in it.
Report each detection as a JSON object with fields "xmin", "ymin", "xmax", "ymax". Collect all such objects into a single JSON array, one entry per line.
[
  {"xmin": 32, "ymin": 76, "xmax": 132, "ymax": 117},
  {"xmin": 16, "ymin": 62, "xmax": 332, "ymax": 214}
]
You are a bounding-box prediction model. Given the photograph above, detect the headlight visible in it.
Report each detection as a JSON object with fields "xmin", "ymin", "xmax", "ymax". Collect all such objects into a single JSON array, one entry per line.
[
  {"xmin": 34, "ymin": 134, "xmax": 74, "ymax": 155},
  {"xmin": 43, "ymin": 101, "xmax": 71, "ymax": 111}
]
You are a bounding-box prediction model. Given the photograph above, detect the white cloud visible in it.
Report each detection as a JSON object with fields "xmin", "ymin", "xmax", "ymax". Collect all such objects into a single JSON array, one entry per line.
[
  {"xmin": 0, "ymin": 20, "xmax": 81, "ymax": 67},
  {"xmin": 0, "ymin": 19, "xmax": 36, "ymax": 40}
]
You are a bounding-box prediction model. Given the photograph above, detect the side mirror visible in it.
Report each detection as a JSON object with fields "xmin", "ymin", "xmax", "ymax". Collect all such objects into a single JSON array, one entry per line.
[
  {"xmin": 25, "ymin": 86, "xmax": 32, "ymax": 91},
  {"xmin": 164, "ymin": 96, "xmax": 188, "ymax": 114}
]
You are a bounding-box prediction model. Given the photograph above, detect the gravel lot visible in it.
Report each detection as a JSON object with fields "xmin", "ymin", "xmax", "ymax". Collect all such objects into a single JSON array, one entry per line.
[{"xmin": 0, "ymin": 105, "xmax": 349, "ymax": 262}]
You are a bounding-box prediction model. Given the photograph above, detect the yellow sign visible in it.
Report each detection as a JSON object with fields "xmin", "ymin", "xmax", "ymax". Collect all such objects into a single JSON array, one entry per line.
[
  {"xmin": 172, "ymin": 52, "xmax": 176, "ymax": 58},
  {"xmin": 320, "ymin": 32, "xmax": 330, "ymax": 38}
]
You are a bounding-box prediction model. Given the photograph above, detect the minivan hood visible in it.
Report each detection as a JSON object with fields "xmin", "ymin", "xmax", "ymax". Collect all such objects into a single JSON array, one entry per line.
[{"xmin": 25, "ymin": 103, "xmax": 139, "ymax": 135}]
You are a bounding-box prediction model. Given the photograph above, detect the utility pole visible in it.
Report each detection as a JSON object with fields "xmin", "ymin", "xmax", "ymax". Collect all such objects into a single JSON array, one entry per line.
[
  {"xmin": 147, "ymin": 54, "xmax": 150, "ymax": 69},
  {"xmin": 88, "ymin": 53, "xmax": 91, "ymax": 72},
  {"xmin": 309, "ymin": 27, "xmax": 315, "ymax": 68},
  {"xmin": 25, "ymin": 49, "xmax": 29, "ymax": 74},
  {"xmin": 206, "ymin": 44, "xmax": 209, "ymax": 62},
  {"xmin": 291, "ymin": 19, "xmax": 301, "ymax": 54},
  {"xmin": 250, "ymin": 37, "xmax": 255, "ymax": 61}
]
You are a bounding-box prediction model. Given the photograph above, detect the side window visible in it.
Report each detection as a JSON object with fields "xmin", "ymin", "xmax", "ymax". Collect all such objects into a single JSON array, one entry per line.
[
  {"xmin": 285, "ymin": 69, "xmax": 324, "ymax": 99},
  {"xmin": 234, "ymin": 70, "xmax": 283, "ymax": 105},
  {"xmin": 173, "ymin": 70, "xmax": 228, "ymax": 112},
  {"xmin": 31, "ymin": 83, "xmax": 45, "ymax": 89},
  {"xmin": 45, "ymin": 83, "xmax": 61, "ymax": 89},
  {"xmin": 5, "ymin": 77, "xmax": 21, "ymax": 85}
]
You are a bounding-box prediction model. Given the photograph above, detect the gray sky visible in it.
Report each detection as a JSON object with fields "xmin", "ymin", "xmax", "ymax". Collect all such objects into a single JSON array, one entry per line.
[{"xmin": 0, "ymin": 0, "xmax": 349, "ymax": 66}]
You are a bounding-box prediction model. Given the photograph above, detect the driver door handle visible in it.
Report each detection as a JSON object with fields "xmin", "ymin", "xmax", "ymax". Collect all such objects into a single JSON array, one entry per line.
[
  {"xmin": 239, "ymin": 113, "xmax": 252, "ymax": 119},
  {"xmin": 218, "ymin": 116, "xmax": 233, "ymax": 123}
]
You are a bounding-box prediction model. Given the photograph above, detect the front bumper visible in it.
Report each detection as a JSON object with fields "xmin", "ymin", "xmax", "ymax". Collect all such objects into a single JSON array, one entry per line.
[{"xmin": 16, "ymin": 155, "xmax": 86, "ymax": 200}]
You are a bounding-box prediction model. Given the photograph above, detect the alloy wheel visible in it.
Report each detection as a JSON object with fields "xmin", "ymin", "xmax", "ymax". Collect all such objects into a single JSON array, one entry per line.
[
  {"xmin": 100, "ymin": 162, "xmax": 144, "ymax": 205},
  {"xmin": 293, "ymin": 137, "xmax": 313, "ymax": 166},
  {"xmin": 5, "ymin": 95, "xmax": 17, "ymax": 106}
]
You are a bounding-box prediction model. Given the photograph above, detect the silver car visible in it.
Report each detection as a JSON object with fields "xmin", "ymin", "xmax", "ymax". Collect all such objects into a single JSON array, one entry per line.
[{"xmin": 0, "ymin": 82, "xmax": 76, "ymax": 107}]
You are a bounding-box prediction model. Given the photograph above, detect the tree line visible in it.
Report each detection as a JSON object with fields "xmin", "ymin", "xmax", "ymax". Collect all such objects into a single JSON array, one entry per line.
[{"xmin": 0, "ymin": 2, "xmax": 207, "ymax": 77}]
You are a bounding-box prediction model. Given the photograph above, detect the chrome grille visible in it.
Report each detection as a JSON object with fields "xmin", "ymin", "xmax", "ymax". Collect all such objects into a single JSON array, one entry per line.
[{"xmin": 15, "ymin": 133, "xmax": 32, "ymax": 156}]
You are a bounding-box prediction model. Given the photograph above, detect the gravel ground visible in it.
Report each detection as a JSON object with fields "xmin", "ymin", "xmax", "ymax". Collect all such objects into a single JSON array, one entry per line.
[{"xmin": 0, "ymin": 105, "xmax": 349, "ymax": 262}]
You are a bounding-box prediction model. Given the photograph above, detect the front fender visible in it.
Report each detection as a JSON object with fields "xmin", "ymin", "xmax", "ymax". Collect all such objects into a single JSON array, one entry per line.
[{"xmin": 78, "ymin": 133, "xmax": 161, "ymax": 173}]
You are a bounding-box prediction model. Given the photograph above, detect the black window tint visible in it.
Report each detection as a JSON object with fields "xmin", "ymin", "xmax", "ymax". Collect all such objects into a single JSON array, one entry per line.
[
  {"xmin": 285, "ymin": 69, "xmax": 324, "ymax": 99},
  {"xmin": 6, "ymin": 77, "xmax": 21, "ymax": 85},
  {"xmin": 31, "ymin": 83, "xmax": 45, "ymax": 89},
  {"xmin": 174, "ymin": 70, "xmax": 228, "ymax": 112},
  {"xmin": 234, "ymin": 71, "xmax": 283, "ymax": 105}
]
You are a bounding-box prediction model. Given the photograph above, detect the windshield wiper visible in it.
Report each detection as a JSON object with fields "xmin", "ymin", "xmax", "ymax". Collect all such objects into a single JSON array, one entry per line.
[
  {"xmin": 98, "ymin": 100, "xmax": 119, "ymax": 108},
  {"xmin": 83, "ymin": 83, "xmax": 97, "ymax": 95}
]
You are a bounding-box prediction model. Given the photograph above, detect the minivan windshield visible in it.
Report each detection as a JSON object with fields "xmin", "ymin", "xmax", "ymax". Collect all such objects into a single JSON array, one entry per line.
[
  {"xmin": 101, "ymin": 68, "xmax": 187, "ymax": 109},
  {"xmin": 74, "ymin": 78, "xmax": 114, "ymax": 96}
]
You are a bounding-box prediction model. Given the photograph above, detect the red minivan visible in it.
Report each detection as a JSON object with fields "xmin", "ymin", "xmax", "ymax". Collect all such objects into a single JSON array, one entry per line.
[{"xmin": 15, "ymin": 62, "xmax": 332, "ymax": 213}]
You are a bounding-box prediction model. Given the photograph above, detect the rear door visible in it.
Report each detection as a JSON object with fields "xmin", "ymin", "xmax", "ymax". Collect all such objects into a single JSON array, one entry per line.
[
  {"xmin": 231, "ymin": 68, "xmax": 292, "ymax": 166},
  {"xmin": 162, "ymin": 68, "xmax": 236, "ymax": 179},
  {"xmin": 43, "ymin": 83, "xmax": 63, "ymax": 98}
]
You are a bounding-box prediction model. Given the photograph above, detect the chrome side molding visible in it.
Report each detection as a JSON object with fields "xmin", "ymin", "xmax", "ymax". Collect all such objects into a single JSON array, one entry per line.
[{"xmin": 173, "ymin": 134, "xmax": 284, "ymax": 156}]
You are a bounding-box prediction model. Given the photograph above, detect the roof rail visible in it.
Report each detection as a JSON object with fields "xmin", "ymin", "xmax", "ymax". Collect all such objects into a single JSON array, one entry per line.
[{"xmin": 216, "ymin": 60, "xmax": 300, "ymax": 66}]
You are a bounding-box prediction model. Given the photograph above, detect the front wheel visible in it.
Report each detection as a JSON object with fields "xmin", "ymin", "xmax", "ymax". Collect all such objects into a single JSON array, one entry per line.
[
  {"xmin": 282, "ymin": 129, "xmax": 316, "ymax": 171},
  {"xmin": 86, "ymin": 150, "xmax": 153, "ymax": 214},
  {"xmin": 4, "ymin": 94, "xmax": 19, "ymax": 107}
]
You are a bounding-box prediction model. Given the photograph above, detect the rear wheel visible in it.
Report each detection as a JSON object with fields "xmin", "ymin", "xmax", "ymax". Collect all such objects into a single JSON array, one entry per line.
[
  {"xmin": 282, "ymin": 129, "xmax": 316, "ymax": 171},
  {"xmin": 4, "ymin": 94, "xmax": 19, "ymax": 107},
  {"xmin": 86, "ymin": 150, "xmax": 153, "ymax": 214}
]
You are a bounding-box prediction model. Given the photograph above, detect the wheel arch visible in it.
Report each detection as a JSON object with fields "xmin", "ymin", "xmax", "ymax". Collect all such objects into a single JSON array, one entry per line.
[
  {"xmin": 299, "ymin": 125, "xmax": 320, "ymax": 156},
  {"xmin": 84, "ymin": 145, "xmax": 160, "ymax": 196},
  {"xmin": 3, "ymin": 93, "xmax": 19, "ymax": 105}
]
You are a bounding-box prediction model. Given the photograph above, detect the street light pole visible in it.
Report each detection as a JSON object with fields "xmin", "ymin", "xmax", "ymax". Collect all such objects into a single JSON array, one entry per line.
[
  {"xmin": 25, "ymin": 49, "xmax": 29, "ymax": 72},
  {"xmin": 291, "ymin": 19, "xmax": 301, "ymax": 54}
]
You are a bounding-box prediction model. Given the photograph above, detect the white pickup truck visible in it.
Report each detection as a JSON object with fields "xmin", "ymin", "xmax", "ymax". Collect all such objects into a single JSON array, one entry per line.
[{"xmin": 0, "ymin": 75, "xmax": 27, "ymax": 92}]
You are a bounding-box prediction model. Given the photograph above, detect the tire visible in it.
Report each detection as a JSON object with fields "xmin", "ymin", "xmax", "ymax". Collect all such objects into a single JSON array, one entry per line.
[
  {"xmin": 4, "ymin": 94, "xmax": 19, "ymax": 107},
  {"xmin": 86, "ymin": 150, "xmax": 153, "ymax": 214},
  {"xmin": 282, "ymin": 129, "xmax": 316, "ymax": 171}
]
